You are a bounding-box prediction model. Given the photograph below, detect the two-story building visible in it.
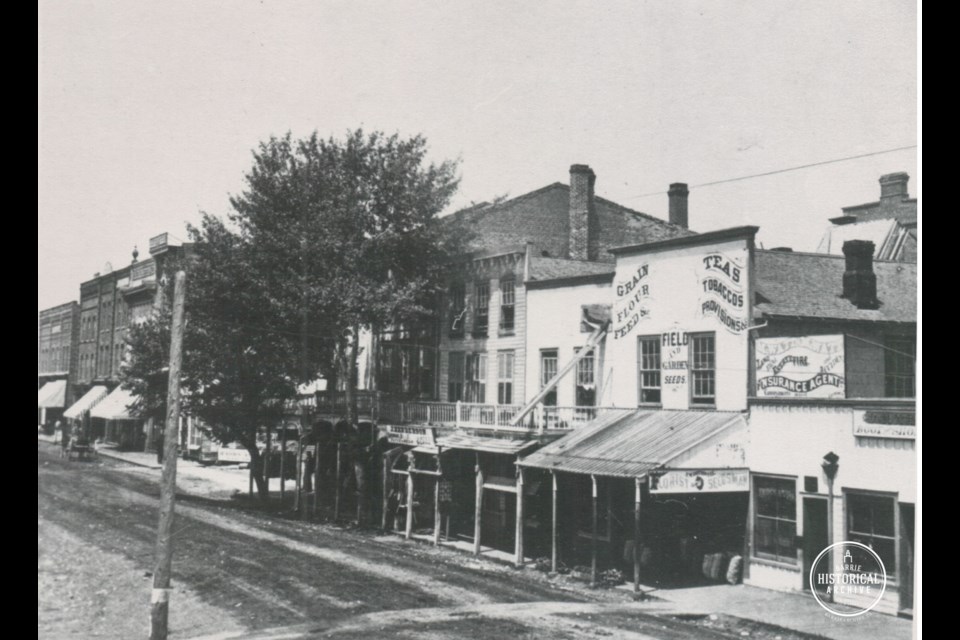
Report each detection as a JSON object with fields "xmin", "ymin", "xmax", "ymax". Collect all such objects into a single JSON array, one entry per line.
[{"xmin": 518, "ymin": 221, "xmax": 916, "ymax": 616}]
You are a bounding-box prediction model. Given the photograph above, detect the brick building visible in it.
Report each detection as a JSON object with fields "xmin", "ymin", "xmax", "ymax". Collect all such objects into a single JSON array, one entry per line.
[{"xmin": 37, "ymin": 301, "xmax": 79, "ymax": 429}]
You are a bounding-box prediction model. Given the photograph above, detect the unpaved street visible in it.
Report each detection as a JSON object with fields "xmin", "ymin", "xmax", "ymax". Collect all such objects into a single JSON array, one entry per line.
[{"xmin": 38, "ymin": 443, "xmax": 808, "ymax": 639}]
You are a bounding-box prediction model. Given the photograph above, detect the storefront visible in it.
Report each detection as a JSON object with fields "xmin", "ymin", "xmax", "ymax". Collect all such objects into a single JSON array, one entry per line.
[
  {"xmin": 89, "ymin": 386, "xmax": 146, "ymax": 451},
  {"xmin": 381, "ymin": 425, "xmax": 540, "ymax": 563},
  {"xmin": 62, "ymin": 385, "xmax": 109, "ymax": 441},
  {"xmin": 519, "ymin": 409, "xmax": 750, "ymax": 588},
  {"xmin": 38, "ymin": 380, "xmax": 68, "ymax": 431}
]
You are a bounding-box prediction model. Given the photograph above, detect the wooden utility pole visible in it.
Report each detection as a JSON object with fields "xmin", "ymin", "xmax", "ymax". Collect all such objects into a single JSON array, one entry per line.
[{"xmin": 150, "ymin": 271, "xmax": 186, "ymax": 640}]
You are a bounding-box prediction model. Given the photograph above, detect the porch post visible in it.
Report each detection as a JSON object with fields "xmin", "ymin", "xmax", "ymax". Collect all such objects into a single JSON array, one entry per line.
[
  {"xmin": 312, "ymin": 440, "xmax": 321, "ymax": 518},
  {"xmin": 515, "ymin": 465, "xmax": 524, "ymax": 567},
  {"xmin": 382, "ymin": 453, "xmax": 391, "ymax": 530},
  {"xmin": 634, "ymin": 477, "xmax": 642, "ymax": 592},
  {"xmin": 294, "ymin": 427, "xmax": 303, "ymax": 514},
  {"xmin": 334, "ymin": 442, "xmax": 342, "ymax": 521},
  {"xmin": 434, "ymin": 446, "xmax": 443, "ymax": 545},
  {"xmin": 280, "ymin": 423, "xmax": 287, "ymax": 503},
  {"xmin": 551, "ymin": 471, "xmax": 558, "ymax": 573},
  {"xmin": 405, "ymin": 470, "xmax": 414, "ymax": 540},
  {"xmin": 591, "ymin": 474, "xmax": 598, "ymax": 587},
  {"xmin": 474, "ymin": 459, "xmax": 483, "ymax": 555}
]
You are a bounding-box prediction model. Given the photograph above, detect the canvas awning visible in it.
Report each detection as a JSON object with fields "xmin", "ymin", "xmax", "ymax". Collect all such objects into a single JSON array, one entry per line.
[
  {"xmin": 518, "ymin": 409, "xmax": 746, "ymax": 478},
  {"xmin": 90, "ymin": 386, "xmax": 140, "ymax": 420},
  {"xmin": 63, "ymin": 385, "xmax": 110, "ymax": 420},
  {"xmin": 38, "ymin": 380, "xmax": 67, "ymax": 409},
  {"xmin": 414, "ymin": 432, "xmax": 540, "ymax": 456}
]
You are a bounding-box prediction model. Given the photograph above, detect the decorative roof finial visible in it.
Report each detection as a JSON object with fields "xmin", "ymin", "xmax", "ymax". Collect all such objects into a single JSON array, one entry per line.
[{"xmin": 132, "ymin": 245, "xmax": 139, "ymax": 263}]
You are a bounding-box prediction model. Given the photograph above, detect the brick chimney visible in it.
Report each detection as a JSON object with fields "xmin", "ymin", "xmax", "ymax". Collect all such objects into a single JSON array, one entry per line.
[
  {"xmin": 668, "ymin": 182, "xmax": 689, "ymax": 229},
  {"xmin": 842, "ymin": 240, "xmax": 879, "ymax": 309},
  {"xmin": 879, "ymin": 172, "xmax": 909, "ymax": 201},
  {"xmin": 569, "ymin": 164, "xmax": 598, "ymax": 261}
]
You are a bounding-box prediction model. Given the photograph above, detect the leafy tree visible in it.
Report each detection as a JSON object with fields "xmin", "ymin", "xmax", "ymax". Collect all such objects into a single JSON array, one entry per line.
[{"xmin": 123, "ymin": 129, "xmax": 462, "ymax": 508}]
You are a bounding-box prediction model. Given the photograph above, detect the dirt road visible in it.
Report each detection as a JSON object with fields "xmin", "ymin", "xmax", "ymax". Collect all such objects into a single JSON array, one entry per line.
[{"xmin": 38, "ymin": 442, "xmax": 811, "ymax": 639}]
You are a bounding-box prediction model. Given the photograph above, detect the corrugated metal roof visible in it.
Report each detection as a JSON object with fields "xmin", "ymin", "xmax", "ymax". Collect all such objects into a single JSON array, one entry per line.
[
  {"xmin": 63, "ymin": 385, "xmax": 109, "ymax": 420},
  {"xmin": 518, "ymin": 410, "xmax": 745, "ymax": 478}
]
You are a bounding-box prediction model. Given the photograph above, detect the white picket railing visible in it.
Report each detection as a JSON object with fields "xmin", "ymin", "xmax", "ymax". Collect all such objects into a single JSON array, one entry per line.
[{"xmin": 311, "ymin": 391, "xmax": 624, "ymax": 432}]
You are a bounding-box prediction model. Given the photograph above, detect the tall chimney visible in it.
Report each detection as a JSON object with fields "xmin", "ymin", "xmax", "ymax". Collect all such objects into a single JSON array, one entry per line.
[
  {"xmin": 879, "ymin": 172, "xmax": 909, "ymax": 201},
  {"xmin": 569, "ymin": 164, "xmax": 597, "ymax": 261},
  {"xmin": 668, "ymin": 182, "xmax": 689, "ymax": 228},
  {"xmin": 842, "ymin": 240, "xmax": 879, "ymax": 309}
]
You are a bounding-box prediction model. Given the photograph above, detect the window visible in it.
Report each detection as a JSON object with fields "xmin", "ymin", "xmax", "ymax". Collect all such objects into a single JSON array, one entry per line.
[
  {"xmin": 637, "ymin": 336, "xmax": 661, "ymax": 404},
  {"xmin": 690, "ymin": 333, "xmax": 716, "ymax": 405},
  {"xmin": 474, "ymin": 282, "xmax": 489, "ymax": 336},
  {"xmin": 847, "ymin": 492, "xmax": 897, "ymax": 574},
  {"xmin": 499, "ymin": 278, "xmax": 515, "ymax": 333},
  {"xmin": 449, "ymin": 284, "xmax": 466, "ymax": 335},
  {"xmin": 540, "ymin": 349, "xmax": 558, "ymax": 406},
  {"xmin": 447, "ymin": 352, "xmax": 465, "ymax": 401},
  {"xmin": 466, "ymin": 352, "xmax": 487, "ymax": 403},
  {"xmin": 379, "ymin": 345, "xmax": 395, "ymax": 393},
  {"xmin": 753, "ymin": 476, "xmax": 797, "ymax": 562},
  {"xmin": 497, "ymin": 351, "xmax": 514, "ymax": 404},
  {"xmin": 884, "ymin": 335, "xmax": 916, "ymax": 398},
  {"xmin": 418, "ymin": 348, "xmax": 435, "ymax": 397},
  {"xmin": 574, "ymin": 348, "xmax": 596, "ymax": 407}
]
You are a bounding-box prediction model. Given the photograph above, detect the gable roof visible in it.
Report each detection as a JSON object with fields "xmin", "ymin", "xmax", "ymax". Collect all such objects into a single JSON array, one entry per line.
[
  {"xmin": 754, "ymin": 250, "xmax": 916, "ymax": 323},
  {"xmin": 447, "ymin": 183, "xmax": 693, "ymax": 262}
]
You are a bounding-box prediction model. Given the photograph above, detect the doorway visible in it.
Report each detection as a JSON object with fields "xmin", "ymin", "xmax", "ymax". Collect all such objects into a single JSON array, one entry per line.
[{"xmin": 803, "ymin": 496, "xmax": 829, "ymax": 594}]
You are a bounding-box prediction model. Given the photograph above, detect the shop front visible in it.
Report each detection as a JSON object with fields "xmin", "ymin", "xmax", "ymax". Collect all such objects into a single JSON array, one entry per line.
[
  {"xmin": 519, "ymin": 409, "xmax": 750, "ymax": 588},
  {"xmin": 381, "ymin": 424, "xmax": 540, "ymax": 563},
  {"xmin": 90, "ymin": 386, "xmax": 146, "ymax": 451},
  {"xmin": 62, "ymin": 385, "xmax": 109, "ymax": 443},
  {"xmin": 38, "ymin": 379, "xmax": 68, "ymax": 432}
]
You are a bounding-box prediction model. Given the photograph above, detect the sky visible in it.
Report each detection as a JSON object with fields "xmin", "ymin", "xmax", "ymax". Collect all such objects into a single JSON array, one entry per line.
[{"xmin": 38, "ymin": 0, "xmax": 919, "ymax": 312}]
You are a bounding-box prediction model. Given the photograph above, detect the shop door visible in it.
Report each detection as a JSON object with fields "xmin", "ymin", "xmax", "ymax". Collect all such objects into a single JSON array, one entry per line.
[{"xmin": 802, "ymin": 497, "xmax": 829, "ymax": 593}]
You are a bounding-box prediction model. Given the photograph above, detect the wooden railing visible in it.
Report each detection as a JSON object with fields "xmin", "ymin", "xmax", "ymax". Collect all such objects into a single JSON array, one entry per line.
[{"xmin": 310, "ymin": 391, "xmax": 626, "ymax": 433}]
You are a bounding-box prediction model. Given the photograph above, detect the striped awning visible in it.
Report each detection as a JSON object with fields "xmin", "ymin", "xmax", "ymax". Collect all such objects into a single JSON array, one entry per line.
[
  {"xmin": 90, "ymin": 386, "xmax": 140, "ymax": 420},
  {"xmin": 518, "ymin": 409, "xmax": 746, "ymax": 478},
  {"xmin": 38, "ymin": 380, "xmax": 67, "ymax": 409},
  {"xmin": 63, "ymin": 385, "xmax": 109, "ymax": 420}
]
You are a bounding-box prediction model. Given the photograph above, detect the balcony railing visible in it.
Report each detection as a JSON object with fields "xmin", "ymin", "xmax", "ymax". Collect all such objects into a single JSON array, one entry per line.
[{"xmin": 311, "ymin": 391, "xmax": 626, "ymax": 432}]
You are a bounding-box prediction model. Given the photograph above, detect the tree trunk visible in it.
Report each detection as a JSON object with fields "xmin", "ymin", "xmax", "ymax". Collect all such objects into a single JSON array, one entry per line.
[{"xmin": 246, "ymin": 444, "xmax": 269, "ymax": 502}]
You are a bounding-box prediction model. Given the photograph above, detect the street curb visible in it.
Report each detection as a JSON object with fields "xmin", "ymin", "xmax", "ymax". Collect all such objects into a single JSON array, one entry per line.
[{"xmin": 95, "ymin": 448, "xmax": 162, "ymax": 470}]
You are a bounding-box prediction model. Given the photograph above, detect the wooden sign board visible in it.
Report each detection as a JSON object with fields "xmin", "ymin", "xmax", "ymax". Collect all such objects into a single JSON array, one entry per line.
[
  {"xmin": 386, "ymin": 425, "xmax": 437, "ymax": 447},
  {"xmin": 649, "ymin": 468, "xmax": 749, "ymax": 494}
]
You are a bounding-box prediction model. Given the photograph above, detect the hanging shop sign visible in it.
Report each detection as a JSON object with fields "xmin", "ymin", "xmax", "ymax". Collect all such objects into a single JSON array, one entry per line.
[
  {"xmin": 698, "ymin": 253, "xmax": 748, "ymax": 334},
  {"xmin": 852, "ymin": 410, "xmax": 916, "ymax": 440},
  {"xmin": 612, "ymin": 263, "xmax": 652, "ymax": 339},
  {"xmin": 386, "ymin": 425, "xmax": 437, "ymax": 447},
  {"xmin": 649, "ymin": 468, "xmax": 749, "ymax": 494},
  {"xmin": 755, "ymin": 335, "xmax": 845, "ymax": 398}
]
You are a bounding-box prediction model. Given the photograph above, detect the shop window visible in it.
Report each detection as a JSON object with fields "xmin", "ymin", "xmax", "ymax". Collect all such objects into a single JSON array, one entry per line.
[
  {"xmin": 847, "ymin": 492, "xmax": 897, "ymax": 574},
  {"xmin": 447, "ymin": 351, "xmax": 465, "ymax": 402},
  {"xmin": 379, "ymin": 345, "xmax": 395, "ymax": 393},
  {"xmin": 499, "ymin": 278, "xmax": 515, "ymax": 334},
  {"xmin": 690, "ymin": 333, "xmax": 716, "ymax": 405},
  {"xmin": 637, "ymin": 335, "xmax": 661, "ymax": 404},
  {"xmin": 497, "ymin": 351, "xmax": 514, "ymax": 404},
  {"xmin": 474, "ymin": 282, "xmax": 489, "ymax": 336},
  {"xmin": 540, "ymin": 349, "xmax": 558, "ymax": 406},
  {"xmin": 884, "ymin": 335, "xmax": 916, "ymax": 398},
  {"xmin": 574, "ymin": 348, "xmax": 596, "ymax": 407},
  {"xmin": 466, "ymin": 352, "xmax": 487, "ymax": 403},
  {"xmin": 448, "ymin": 284, "xmax": 466, "ymax": 336},
  {"xmin": 753, "ymin": 475, "xmax": 797, "ymax": 562}
]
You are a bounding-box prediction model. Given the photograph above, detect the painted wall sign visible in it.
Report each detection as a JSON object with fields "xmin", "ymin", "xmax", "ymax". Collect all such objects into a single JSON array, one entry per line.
[
  {"xmin": 386, "ymin": 425, "xmax": 437, "ymax": 447},
  {"xmin": 612, "ymin": 263, "xmax": 652, "ymax": 339},
  {"xmin": 852, "ymin": 410, "xmax": 916, "ymax": 440},
  {"xmin": 755, "ymin": 335, "xmax": 845, "ymax": 398},
  {"xmin": 649, "ymin": 468, "xmax": 749, "ymax": 493},
  {"xmin": 698, "ymin": 253, "xmax": 748, "ymax": 334},
  {"xmin": 218, "ymin": 447, "xmax": 251, "ymax": 463}
]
